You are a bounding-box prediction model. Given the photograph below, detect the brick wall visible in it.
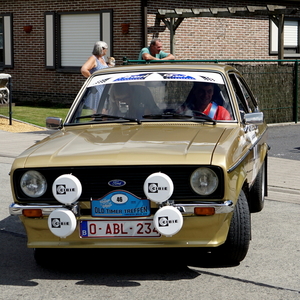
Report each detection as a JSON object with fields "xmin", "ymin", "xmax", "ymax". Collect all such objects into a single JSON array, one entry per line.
[
  {"xmin": 0, "ymin": 0, "xmax": 299, "ymax": 105},
  {"xmin": 1, "ymin": 0, "xmax": 143, "ymax": 105}
]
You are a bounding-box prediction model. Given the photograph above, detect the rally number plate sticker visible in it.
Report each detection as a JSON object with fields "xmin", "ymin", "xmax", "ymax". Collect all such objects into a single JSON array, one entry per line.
[
  {"xmin": 80, "ymin": 219, "xmax": 161, "ymax": 238},
  {"xmin": 91, "ymin": 191, "xmax": 150, "ymax": 217}
]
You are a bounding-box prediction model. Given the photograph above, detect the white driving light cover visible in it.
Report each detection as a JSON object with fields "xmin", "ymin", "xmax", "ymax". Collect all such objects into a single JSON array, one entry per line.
[
  {"xmin": 143, "ymin": 172, "xmax": 174, "ymax": 203},
  {"xmin": 52, "ymin": 174, "xmax": 82, "ymax": 205},
  {"xmin": 190, "ymin": 167, "xmax": 218, "ymax": 195},
  {"xmin": 153, "ymin": 206, "xmax": 183, "ymax": 237},
  {"xmin": 20, "ymin": 170, "xmax": 47, "ymax": 198},
  {"xmin": 48, "ymin": 208, "xmax": 77, "ymax": 238}
]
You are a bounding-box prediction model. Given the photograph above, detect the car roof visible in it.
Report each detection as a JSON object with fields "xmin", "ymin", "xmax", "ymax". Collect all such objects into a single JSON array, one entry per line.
[{"xmin": 91, "ymin": 63, "xmax": 238, "ymax": 77}]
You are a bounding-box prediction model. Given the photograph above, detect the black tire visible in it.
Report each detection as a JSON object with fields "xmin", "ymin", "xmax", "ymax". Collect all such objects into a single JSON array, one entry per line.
[
  {"xmin": 216, "ymin": 190, "xmax": 251, "ymax": 264},
  {"xmin": 249, "ymin": 159, "xmax": 266, "ymax": 213}
]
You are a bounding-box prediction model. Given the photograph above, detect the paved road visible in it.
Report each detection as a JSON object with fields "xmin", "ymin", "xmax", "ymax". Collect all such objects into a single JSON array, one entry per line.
[
  {"xmin": 0, "ymin": 127, "xmax": 300, "ymax": 299},
  {"xmin": 268, "ymin": 123, "xmax": 300, "ymax": 161}
]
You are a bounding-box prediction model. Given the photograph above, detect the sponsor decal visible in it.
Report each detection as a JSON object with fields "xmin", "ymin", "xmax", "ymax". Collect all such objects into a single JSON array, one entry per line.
[
  {"xmin": 199, "ymin": 75, "xmax": 215, "ymax": 82},
  {"xmin": 148, "ymin": 183, "xmax": 168, "ymax": 193},
  {"xmin": 159, "ymin": 73, "xmax": 196, "ymax": 80},
  {"xmin": 158, "ymin": 216, "xmax": 179, "ymax": 227},
  {"xmin": 55, "ymin": 184, "xmax": 75, "ymax": 195},
  {"xmin": 92, "ymin": 77, "xmax": 111, "ymax": 86},
  {"xmin": 91, "ymin": 191, "xmax": 150, "ymax": 217},
  {"xmin": 113, "ymin": 73, "xmax": 151, "ymax": 82},
  {"xmin": 50, "ymin": 218, "xmax": 70, "ymax": 228}
]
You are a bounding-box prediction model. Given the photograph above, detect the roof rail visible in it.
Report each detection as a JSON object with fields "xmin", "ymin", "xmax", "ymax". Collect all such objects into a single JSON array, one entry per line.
[{"xmin": 122, "ymin": 57, "xmax": 300, "ymax": 65}]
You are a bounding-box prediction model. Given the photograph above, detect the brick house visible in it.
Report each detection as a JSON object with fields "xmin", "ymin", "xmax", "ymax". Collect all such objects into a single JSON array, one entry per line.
[{"xmin": 0, "ymin": 0, "xmax": 299, "ymax": 105}]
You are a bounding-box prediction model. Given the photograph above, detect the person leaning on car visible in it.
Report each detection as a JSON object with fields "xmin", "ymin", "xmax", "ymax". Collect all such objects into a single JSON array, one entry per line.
[
  {"xmin": 181, "ymin": 82, "xmax": 232, "ymax": 120},
  {"xmin": 138, "ymin": 38, "xmax": 175, "ymax": 61}
]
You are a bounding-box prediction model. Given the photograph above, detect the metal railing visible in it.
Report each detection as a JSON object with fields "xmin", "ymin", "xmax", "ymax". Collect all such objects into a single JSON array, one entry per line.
[{"xmin": 123, "ymin": 57, "xmax": 300, "ymax": 124}]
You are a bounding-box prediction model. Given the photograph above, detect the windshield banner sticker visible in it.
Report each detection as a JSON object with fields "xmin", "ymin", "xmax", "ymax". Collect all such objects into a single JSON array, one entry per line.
[
  {"xmin": 91, "ymin": 191, "xmax": 151, "ymax": 217},
  {"xmin": 158, "ymin": 73, "xmax": 196, "ymax": 80},
  {"xmin": 113, "ymin": 73, "xmax": 152, "ymax": 82},
  {"xmin": 87, "ymin": 71, "xmax": 224, "ymax": 87}
]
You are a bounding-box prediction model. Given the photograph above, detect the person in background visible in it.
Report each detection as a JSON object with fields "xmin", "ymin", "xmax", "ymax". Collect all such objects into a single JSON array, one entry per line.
[
  {"xmin": 138, "ymin": 38, "xmax": 175, "ymax": 61},
  {"xmin": 81, "ymin": 41, "xmax": 109, "ymax": 78}
]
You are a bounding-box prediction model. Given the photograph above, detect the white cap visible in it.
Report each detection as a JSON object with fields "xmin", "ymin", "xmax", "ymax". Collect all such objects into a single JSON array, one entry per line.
[
  {"xmin": 48, "ymin": 208, "xmax": 77, "ymax": 238},
  {"xmin": 153, "ymin": 206, "xmax": 183, "ymax": 237},
  {"xmin": 52, "ymin": 174, "xmax": 82, "ymax": 205},
  {"xmin": 143, "ymin": 172, "xmax": 174, "ymax": 203}
]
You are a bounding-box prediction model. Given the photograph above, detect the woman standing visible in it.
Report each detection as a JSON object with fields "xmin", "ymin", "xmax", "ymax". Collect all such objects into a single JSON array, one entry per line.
[{"xmin": 81, "ymin": 41, "xmax": 108, "ymax": 78}]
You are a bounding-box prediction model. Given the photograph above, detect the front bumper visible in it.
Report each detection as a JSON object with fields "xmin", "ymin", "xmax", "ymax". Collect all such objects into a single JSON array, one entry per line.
[
  {"xmin": 9, "ymin": 201, "xmax": 234, "ymax": 248},
  {"xmin": 9, "ymin": 201, "xmax": 234, "ymax": 216}
]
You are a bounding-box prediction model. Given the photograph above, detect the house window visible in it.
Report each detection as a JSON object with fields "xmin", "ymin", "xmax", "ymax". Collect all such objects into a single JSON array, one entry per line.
[
  {"xmin": 0, "ymin": 14, "xmax": 13, "ymax": 69},
  {"xmin": 270, "ymin": 19, "xmax": 300, "ymax": 57},
  {"xmin": 45, "ymin": 10, "xmax": 113, "ymax": 70},
  {"xmin": 284, "ymin": 20, "xmax": 299, "ymax": 54}
]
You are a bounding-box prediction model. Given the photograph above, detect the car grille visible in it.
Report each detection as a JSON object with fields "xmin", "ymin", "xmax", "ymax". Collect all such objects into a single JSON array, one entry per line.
[{"xmin": 14, "ymin": 165, "xmax": 224, "ymax": 203}]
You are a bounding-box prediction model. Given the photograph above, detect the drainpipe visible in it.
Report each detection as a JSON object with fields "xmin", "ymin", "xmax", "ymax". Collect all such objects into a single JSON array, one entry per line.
[
  {"xmin": 141, "ymin": 0, "xmax": 147, "ymax": 47},
  {"xmin": 294, "ymin": 60, "xmax": 299, "ymax": 123}
]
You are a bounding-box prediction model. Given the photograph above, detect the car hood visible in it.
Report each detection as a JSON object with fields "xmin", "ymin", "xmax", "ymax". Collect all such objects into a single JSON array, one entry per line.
[{"xmin": 13, "ymin": 123, "xmax": 237, "ymax": 168}]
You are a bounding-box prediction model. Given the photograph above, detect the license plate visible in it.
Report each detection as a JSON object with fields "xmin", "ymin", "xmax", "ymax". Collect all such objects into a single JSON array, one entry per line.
[{"xmin": 80, "ymin": 219, "xmax": 161, "ymax": 238}]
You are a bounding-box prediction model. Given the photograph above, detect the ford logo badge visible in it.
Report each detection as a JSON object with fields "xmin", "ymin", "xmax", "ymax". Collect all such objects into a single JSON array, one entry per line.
[{"xmin": 108, "ymin": 179, "xmax": 126, "ymax": 187}]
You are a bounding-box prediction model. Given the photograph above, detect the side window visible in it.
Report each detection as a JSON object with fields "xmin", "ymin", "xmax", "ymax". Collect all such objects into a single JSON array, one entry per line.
[
  {"xmin": 229, "ymin": 73, "xmax": 257, "ymax": 114},
  {"xmin": 229, "ymin": 74, "xmax": 248, "ymax": 113},
  {"xmin": 235, "ymin": 76, "xmax": 257, "ymax": 113}
]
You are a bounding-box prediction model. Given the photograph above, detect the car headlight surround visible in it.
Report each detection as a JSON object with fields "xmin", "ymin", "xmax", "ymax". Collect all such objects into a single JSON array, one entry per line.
[
  {"xmin": 190, "ymin": 167, "xmax": 219, "ymax": 196},
  {"xmin": 20, "ymin": 170, "xmax": 47, "ymax": 198}
]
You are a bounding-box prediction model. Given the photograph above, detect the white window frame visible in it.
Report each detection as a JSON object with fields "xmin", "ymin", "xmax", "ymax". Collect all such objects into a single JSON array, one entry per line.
[
  {"xmin": 0, "ymin": 13, "xmax": 13, "ymax": 68},
  {"xmin": 45, "ymin": 10, "xmax": 113, "ymax": 70},
  {"xmin": 270, "ymin": 18, "xmax": 300, "ymax": 57}
]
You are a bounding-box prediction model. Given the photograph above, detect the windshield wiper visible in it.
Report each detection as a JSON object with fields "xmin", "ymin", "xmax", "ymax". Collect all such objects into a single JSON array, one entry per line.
[
  {"xmin": 142, "ymin": 111, "xmax": 216, "ymax": 124},
  {"xmin": 191, "ymin": 111, "xmax": 216, "ymax": 124},
  {"xmin": 142, "ymin": 112, "xmax": 193, "ymax": 119},
  {"xmin": 75, "ymin": 113, "xmax": 141, "ymax": 125}
]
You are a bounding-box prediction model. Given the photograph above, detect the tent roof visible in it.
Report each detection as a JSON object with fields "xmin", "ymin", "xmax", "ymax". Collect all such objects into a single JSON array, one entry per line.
[{"xmin": 157, "ymin": 5, "xmax": 298, "ymax": 19}]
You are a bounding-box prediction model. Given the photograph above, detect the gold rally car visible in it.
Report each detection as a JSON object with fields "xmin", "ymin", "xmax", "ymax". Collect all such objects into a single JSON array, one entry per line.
[{"xmin": 9, "ymin": 64, "xmax": 268, "ymax": 264}]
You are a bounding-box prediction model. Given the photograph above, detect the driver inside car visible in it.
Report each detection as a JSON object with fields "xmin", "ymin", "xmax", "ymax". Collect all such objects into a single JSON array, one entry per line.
[
  {"xmin": 106, "ymin": 82, "xmax": 160, "ymax": 119},
  {"xmin": 181, "ymin": 82, "xmax": 232, "ymax": 120}
]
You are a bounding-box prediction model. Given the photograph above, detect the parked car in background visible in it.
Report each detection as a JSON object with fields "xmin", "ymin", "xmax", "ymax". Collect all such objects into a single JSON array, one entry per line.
[{"xmin": 9, "ymin": 63, "xmax": 268, "ymax": 265}]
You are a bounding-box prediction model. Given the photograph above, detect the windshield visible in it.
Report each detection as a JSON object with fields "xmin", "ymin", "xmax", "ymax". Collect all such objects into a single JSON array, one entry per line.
[{"xmin": 68, "ymin": 71, "xmax": 235, "ymax": 124}]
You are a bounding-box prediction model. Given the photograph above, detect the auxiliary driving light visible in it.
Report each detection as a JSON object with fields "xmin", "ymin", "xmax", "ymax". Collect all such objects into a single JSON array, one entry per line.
[
  {"xmin": 52, "ymin": 174, "xmax": 82, "ymax": 205},
  {"xmin": 153, "ymin": 206, "xmax": 183, "ymax": 237},
  {"xmin": 143, "ymin": 172, "xmax": 174, "ymax": 204},
  {"xmin": 48, "ymin": 208, "xmax": 77, "ymax": 238}
]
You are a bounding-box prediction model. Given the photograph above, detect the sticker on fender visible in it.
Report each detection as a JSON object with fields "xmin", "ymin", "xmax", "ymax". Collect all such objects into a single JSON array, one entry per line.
[
  {"xmin": 80, "ymin": 220, "xmax": 161, "ymax": 238},
  {"xmin": 91, "ymin": 191, "xmax": 150, "ymax": 217}
]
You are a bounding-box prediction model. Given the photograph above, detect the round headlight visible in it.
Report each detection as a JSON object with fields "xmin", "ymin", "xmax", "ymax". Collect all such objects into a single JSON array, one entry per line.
[
  {"xmin": 190, "ymin": 167, "xmax": 218, "ymax": 196},
  {"xmin": 20, "ymin": 170, "xmax": 47, "ymax": 198}
]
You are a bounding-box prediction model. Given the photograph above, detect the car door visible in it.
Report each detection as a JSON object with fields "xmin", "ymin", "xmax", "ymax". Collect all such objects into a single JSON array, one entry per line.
[{"xmin": 228, "ymin": 72, "xmax": 266, "ymax": 186}]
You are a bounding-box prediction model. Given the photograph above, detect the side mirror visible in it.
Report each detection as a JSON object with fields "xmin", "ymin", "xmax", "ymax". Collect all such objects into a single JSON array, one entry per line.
[
  {"xmin": 46, "ymin": 117, "xmax": 62, "ymax": 130},
  {"xmin": 243, "ymin": 112, "xmax": 264, "ymax": 125}
]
